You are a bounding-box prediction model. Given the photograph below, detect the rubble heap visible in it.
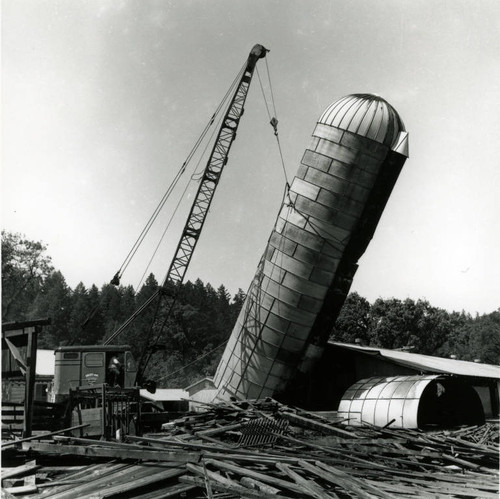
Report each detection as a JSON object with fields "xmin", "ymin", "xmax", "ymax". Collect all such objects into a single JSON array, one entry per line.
[{"xmin": 2, "ymin": 399, "xmax": 499, "ymax": 498}]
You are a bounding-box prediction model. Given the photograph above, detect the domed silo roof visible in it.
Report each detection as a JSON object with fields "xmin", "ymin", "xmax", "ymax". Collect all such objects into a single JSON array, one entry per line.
[{"xmin": 318, "ymin": 94, "xmax": 405, "ymax": 148}]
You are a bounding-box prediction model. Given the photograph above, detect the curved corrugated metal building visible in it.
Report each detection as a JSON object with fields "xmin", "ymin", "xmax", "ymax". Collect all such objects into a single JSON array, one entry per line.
[
  {"xmin": 338, "ymin": 375, "xmax": 485, "ymax": 428},
  {"xmin": 214, "ymin": 94, "xmax": 409, "ymax": 403}
]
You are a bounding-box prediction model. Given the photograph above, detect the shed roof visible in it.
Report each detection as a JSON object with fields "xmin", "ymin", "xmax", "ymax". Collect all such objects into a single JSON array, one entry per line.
[
  {"xmin": 329, "ymin": 342, "xmax": 500, "ymax": 379},
  {"xmin": 139, "ymin": 388, "xmax": 189, "ymax": 402},
  {"xmin": 185, "ymin": 377, "xmax": 216, "ymax": 394}
]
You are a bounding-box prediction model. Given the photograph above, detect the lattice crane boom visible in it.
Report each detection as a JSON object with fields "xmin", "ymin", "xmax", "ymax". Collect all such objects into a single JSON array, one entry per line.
[{"xmin": 164, "ymin": 44, "xmax": 267, "ymax": 288}]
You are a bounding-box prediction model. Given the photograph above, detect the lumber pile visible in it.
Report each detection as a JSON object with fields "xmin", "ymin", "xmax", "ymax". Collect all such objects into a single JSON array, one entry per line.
[{"xmin": 2, "ymin": 399, "xmax": 499, "ymax": 498}]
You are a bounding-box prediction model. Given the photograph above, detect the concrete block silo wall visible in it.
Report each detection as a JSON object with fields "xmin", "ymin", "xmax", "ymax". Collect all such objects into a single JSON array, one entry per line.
[{"xmin": 213, "ymin": 94, "xmax": 409, "ymax": 403}]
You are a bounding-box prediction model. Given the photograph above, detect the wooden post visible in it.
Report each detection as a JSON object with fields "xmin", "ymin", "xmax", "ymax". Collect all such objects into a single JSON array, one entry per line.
[
  {"xmin": 102, "ymin": 383, "xmax": 108, "ymax": 440},
  {"xmin": 23, "ymin": 326, "xmax": 38, "ymax": 438}
]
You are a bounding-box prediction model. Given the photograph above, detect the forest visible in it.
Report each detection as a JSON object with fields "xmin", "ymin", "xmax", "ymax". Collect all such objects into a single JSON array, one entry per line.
[{"xmin": 2, "ymin": 231, "xmax": 500, "ymax": 388}]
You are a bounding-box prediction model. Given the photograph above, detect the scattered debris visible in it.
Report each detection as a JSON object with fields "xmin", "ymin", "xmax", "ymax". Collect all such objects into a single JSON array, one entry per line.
[{"xmin": 2, "ymin": 399, "xmax": 499, "ymax": 498}]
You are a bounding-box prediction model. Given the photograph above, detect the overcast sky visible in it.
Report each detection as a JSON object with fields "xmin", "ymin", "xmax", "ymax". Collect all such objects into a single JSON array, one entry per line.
[{"xmin": 2, "ymin": 0, "xmax": 499, "ymax": 315}]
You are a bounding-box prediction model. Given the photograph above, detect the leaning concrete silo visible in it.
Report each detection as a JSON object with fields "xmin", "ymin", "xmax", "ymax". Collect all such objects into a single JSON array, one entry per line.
[{"xmin": 214, "ymin": 94, "xmax": 409, "ymax": 403}]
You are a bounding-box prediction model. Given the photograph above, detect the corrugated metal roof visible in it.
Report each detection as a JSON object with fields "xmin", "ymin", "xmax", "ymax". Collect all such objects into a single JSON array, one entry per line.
[{"xmin": 330, "ymin": 342, "xmax": 500, "ymax": 379}]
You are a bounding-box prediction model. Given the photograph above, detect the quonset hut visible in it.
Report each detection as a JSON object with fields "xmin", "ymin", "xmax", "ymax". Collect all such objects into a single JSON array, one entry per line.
[{"xmin": 214, "ymin": 94, "xmax": 409, "ymax": 404}]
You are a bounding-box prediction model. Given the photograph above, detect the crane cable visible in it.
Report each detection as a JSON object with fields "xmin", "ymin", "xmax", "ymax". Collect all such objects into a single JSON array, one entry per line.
[
  {"xmin": 155, "ymin": 340, "xmax": 227, "ymax": 382},
  {"xmin": 111, "ymin": 61, "xmax": 247, "ymax": 287},
  {"xmin": 256, "ymin": 61, "xmax": 290, "ymax": 190}
]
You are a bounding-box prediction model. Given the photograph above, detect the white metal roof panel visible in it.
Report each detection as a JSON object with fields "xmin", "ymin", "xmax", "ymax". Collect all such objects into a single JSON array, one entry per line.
[
  {"xmin": 139, "ymin": 388, "xmax": 189, "ymax": 402},
  {"xmin": 36, "ymin": 349, "xmax": 55, "ymax": 376}
]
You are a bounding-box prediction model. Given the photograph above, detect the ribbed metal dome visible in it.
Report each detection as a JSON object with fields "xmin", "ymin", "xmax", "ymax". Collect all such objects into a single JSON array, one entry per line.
[{"xmin": 318, "ymin": 94, "xmax": 405, "ymax": 148}]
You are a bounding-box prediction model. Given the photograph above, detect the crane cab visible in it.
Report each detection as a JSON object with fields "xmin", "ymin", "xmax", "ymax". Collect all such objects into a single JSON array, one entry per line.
[{"xmin": 50, "ymin": 345, "xmax": 137, "ymax": 403}]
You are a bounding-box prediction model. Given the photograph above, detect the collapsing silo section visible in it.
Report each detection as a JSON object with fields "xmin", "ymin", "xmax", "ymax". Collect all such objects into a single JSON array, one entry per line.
[{"xmin": 214, "ymin": 94, "xmax": 409, "ymax": 403}]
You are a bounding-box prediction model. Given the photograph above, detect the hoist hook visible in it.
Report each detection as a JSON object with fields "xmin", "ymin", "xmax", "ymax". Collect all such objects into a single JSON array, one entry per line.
[
  {"xmin": 110, "ymin": 272, "xmax": 121, "ymax": 286},
  {"xmin": 270, "ymin": 117, "xmax": 279, "ymax": 136}
]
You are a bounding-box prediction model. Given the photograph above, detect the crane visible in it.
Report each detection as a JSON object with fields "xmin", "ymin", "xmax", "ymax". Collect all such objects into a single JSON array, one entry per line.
[{"xmin": 104, "ymin": 44, "xmax": 268, "ymax": 386}]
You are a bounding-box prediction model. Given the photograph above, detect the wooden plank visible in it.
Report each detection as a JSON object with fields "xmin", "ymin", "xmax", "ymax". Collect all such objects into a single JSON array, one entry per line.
[
  {"xmin": 181, "ymin": 475, "xmax": 248, "ymax": 495},
  {"xmin": 36, "ymin": 478, "xmax": 100, "ymax": 489},
  {"xmin": 310, "ymin": 460, "xmax": 396, "ymax": 499},
  {"xmin": 281, "ymin": 412, "xmax": 359, "ymax": 438},
  {"xmin": 1, "ymin": 424, "xmax": 90, "ymax": 449},
  {"xmin": 203, "ymin": 452, "xmax": 300, "ymax": 464},
  {"xmin": 186, "ymin": 464, "xmax": 288, "ymax": 499},
  {"xmin": 21, "ymin": 441, "xmax": 200, "ymax": 463},
  {"xmin": 442, "ymin": 453, "xmax": 491, "ymax": 472},
  {"xmin": 0, "ymin": 487, "xmax": 17, "ymax": 499},
  {"xmin": 1, "ymin": 461, "xmax": 40, "ymax": 480},
  {"xmin": 275, "ymin": 462, "xmax": 334, "ymax": 499},
  {"xmin": 42, "ymin": 464, "xmax": 173, "ymax": 499},
  {"xmin": 240, "ymin": 476, "xmax": 281, "ymax": 495},
  {"xmin": 389, "ymin": 475, "xmax": 499, "ymax": 498},
  {"xmin": 203, "ymin": 458, "xmax": 305, "ymax": 495},
  {"xmin": 32, "ymin": 463, "xmax": 134, "ymax": 499},
  {"xmin": 23, "ymin": 326, "xmax": 37, "ymax": 438},
  {"xmin": 364, "ymin": 479, "xmax": 444, "ymax": 498},
  {"xmin": 130, "ymin": 434, "xmax": 300, "ymax": 461},
  {"xmin": 299, "ymin": 461, "xmax": 375, "ymax": 499},
  {"xmin": 128, "ymin": 482, "xmax": 197, "ymax": 499},
  {"xmin": 201, "ymin": 461, "xmax": 214, "ymax": 499},
  {"xmin": 193, "ymin": 422, "xmax": 245, "ymax": 437},
  {"xmin": 3, "ymin": 484, "xmax": 38, "ymax": 495},
  {"xmin": 76, "ymin": 467, "xmax": 185, "ymax": 499}
]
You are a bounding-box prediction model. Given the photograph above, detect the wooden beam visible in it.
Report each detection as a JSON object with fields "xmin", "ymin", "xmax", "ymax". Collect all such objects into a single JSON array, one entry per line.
[
  {"xmin": 22, "ymin": 441, "xmax": 201, "ymax": 463},
  {"xmin": 23, "ymin": 326, "xmax": 37, "ymax": 438},
  {"xmin": 1, "ymin": 424, "xmax": 90, "ymax": 449},
  {"xmin": 75, "ymin": 467, "xmax": 185, "ymax": 498},
  {"xmin": 3, "ymin": 484, "xmax": 38, "ymax": 495},
  {"xmin": 186, "ymin": 464, "xmax": 291, "ymax": 499},
  {"xmin": 1, "ymin": 461, "xmax": 40, "ymax": 481},
  {"xmin": 281, "ymin": 412, "xmax": 359, "ymax": 439},
  {"xmin": 0, "ymin": 487, "xmax": 17, "ymax": 499},
  {"xmin": 203, "ymin": 458, "xmax": 305, "ymax": 495},
  {"xmin": 2, "ymin": 319, "xmax": 51, "ymax": 332},
  {"xmin": 276, "ymin": 462, "xmax": 334, "ymax": 499}
]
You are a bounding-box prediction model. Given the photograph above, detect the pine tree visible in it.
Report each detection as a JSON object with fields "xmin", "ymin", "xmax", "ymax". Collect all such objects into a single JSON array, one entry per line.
[
  {"xmin": 28, "ymin": 270, "xmax": 72, "ymax": 348},
  {"xmin": 68, "ymin": 283, "xmax": 93, "ymax": 345}
]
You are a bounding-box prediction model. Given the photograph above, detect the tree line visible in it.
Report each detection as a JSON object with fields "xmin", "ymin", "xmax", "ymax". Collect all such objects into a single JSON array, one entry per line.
[
  {"xmin": 2, "ymin": 231, "xmax": 499, "ymax": 388},
  {"xmin": 331, "ymin": 292, "xmax": 500, "ymax": 364},
  {"xmin": 1, "ymin": 231, "xmax": 245, "ymax": 387}
]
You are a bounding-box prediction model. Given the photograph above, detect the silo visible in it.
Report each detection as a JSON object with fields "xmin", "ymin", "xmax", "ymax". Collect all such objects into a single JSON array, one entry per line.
[{"xmin": 214, "ymin": 94, "xmax": 409, "ymax": 403}]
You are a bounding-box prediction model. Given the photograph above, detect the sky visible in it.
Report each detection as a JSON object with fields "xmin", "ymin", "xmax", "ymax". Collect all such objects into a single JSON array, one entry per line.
[{"xmin": 2, "ymin": 0, "xmax": 500, "ymax": 315}]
